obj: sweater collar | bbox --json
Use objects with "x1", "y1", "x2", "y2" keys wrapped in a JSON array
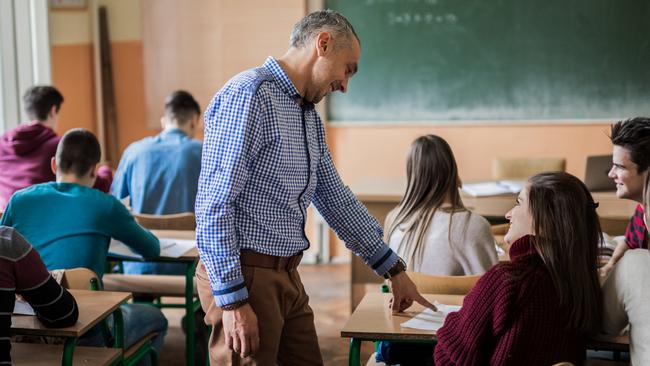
[{"x1": 509, "y1": 235, "x2": 537, "y2": 261}]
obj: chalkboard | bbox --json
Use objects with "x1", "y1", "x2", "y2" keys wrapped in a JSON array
[{"x1": 326, "y1": 0, "x2": 650, "y2": 122}]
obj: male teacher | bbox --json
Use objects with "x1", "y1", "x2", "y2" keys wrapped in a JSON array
[{"x1": 195, "y1": 10, "x2": 433, "y2": 365}]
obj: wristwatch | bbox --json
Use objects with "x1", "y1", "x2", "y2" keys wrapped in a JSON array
[{"x1": 383, "y1": 257, "x2": 407, "y2": 279}]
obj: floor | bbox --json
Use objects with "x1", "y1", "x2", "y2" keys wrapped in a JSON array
[{"x1": 158, "y1": 263, "x2": 374, "y2": 365}]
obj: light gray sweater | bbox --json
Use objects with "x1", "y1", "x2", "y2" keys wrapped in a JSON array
[
  {"x1": 388, "y1": 210, "x2": 498, "y2": 276},
  {"x1": 601, "y1": 249, "x2": 650, "y2": 366}
]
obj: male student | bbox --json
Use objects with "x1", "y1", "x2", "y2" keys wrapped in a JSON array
[
  {"x1": 0, "y1": 226, "x2": 79, "y2": 364},
  {"x1": 0, "y1": 85, "x2": 112, "y2": 210},
  {"x1": 112, "y1": 90, "x2": 202, "y2": 275},
  {"x1": 600, "y1": 117, "x2": 650, "y2": 276},
  {"x1": 0, "y1": 128, "x2": 167, "y2": 358}
]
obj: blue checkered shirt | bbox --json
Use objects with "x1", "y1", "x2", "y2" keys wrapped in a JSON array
[{"x1": 196, "y1": 57, "x2": 398, "y2": 307}]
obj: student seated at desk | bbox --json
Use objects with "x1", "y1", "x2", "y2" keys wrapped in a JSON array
[
  {"x1": 0, "y1": 86, "x2": 112, "y2": 210},
  {"x1": 0, "y1": 129, "x2": 167, "y2": 362},
  {"x1": 432, "y1": 172, "x2": 603, "y2": 365},
  {"x1": 600, "y1": 170, "x2": 650, "y2": 366},
  {"x1": 0, "y1": 226, "x2": 78, "y2": 365},
  {"x1": 378, "y1": 135, "x2": 497, "y2": 365},
  {"x1": 385, "y1": 134, "x2": 498, "y2": 275},
  {"x1": 111, "y1": 90, "x2": 202, "y2": 276}
]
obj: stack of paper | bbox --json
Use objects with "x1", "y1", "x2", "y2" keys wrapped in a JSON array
[
  {"x1": 400, "y1": 302, "x2": 461, "y2": 331},
  {"x1": 461, "y1": 180, "x2": 525, "y2": 197},
  {"x1": 109, "y1": 238, "x2": 196, "y2": 259},
  {"x1": 13, "y1": 299, "x2": 35, "y2": 315}
]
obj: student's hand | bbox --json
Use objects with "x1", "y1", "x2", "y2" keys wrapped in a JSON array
[
  {"x1": 599, "y1": 263, "x2": 614, "y2": 280},
  {"x1": 389, "y1": 272, "x2": 437, "y2": 313},
  {"x1": 223, "y1": 303, "x2": 259, "y2": 358}
]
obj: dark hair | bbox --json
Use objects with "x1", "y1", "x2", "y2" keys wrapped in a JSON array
[
  {"x1": 610, "y1": 117, "x2": 650, "y2": 173},
  {"x1": 289, "y1": 9, "x2": 359, "y2": 49},
  {"x1": 56, "y1": 128, "x2": 101, "y2": 177},
  {"x1": 23, "y1": 86, "x2": 64, "y2": 121},
  {"x1": 386, "y1": 135, "x2": 466, "y2": 268},
  {"x1": 164, "y1": 90, "x2": 201, "y2": 125},
  {"x1": 527, "y1": 172, "x2": 602, "y2": 334}
]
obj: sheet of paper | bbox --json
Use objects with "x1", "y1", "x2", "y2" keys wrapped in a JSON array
[
  {"x1": 13, "y1": 299, "x2": 36, "y2": 315},
  {"x1": 158, "y1": 238, "x2": 196, "y2": 258},
  {"x1": 109, "y1": 237, "x2": 196, "y2": 259},
  {"x1": 400, "y1": 301, "x2": 461, "y2": 331},
  {"x1": 461, "y1": 180, "x2": 525, "y2": 197}
]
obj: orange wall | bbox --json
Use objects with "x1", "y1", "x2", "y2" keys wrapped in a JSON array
[
  {"x1": 327, "y1": 123, "x2": 613, "y2": 185},
  {"x1": 51, "y1": 41, "x2": 156, "y2": 160},
  {"x1": 51, "y1": 44, "x2": 96, "y2": 135}
]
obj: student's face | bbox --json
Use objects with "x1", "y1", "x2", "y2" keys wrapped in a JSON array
[
  {"x1": 306, "y1": 33, "x2": 359, "y2": 104},
  {"x1": 504, "y1": 186, "x2": 535, "y2": 245},
  {"x1": 608, "y1": 145, "x2": 646, "y2": 202}
]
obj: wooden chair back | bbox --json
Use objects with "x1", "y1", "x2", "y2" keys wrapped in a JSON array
[
  {"x1": 406, "y1": 271, "x2": 481, "y2": 295},
  {"x1": 599, "y1": 217, "x2": 629, "y2": 237},
  {"x1": 62, "y1": 268, "x2": 101, "y2": 290},
  {"x1": 492, "y1": 157, "x2": 566, "y2": 180},
  {"x1": 133, "y1": 212, "x2": 196, "y2": 231}
]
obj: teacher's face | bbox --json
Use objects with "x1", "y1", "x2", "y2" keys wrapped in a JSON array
[{"x1": 306, "y1": 34, "x2": 360, "y2": 104}]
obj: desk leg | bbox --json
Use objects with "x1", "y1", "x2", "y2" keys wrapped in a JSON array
[
  {"x1": 113, "y1": 307, "x2": 125, "y2": 349},
  {"x1": 349, "y1": 338, "x2": 361, "y2": 366},
  {"x1": 185, "y1": 261, "x2": 198, "y2": 366},
  {"x1": 61, "y1": 337, "x2": 77, "y2": 366}
]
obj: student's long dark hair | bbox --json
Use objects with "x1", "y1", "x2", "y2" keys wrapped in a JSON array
[
  {"x1": 385, "y1": 134, "x2": 466, "y2": 268},
  {"x1": 527, "y1": 172, "x2": 603, "y2": 334}
]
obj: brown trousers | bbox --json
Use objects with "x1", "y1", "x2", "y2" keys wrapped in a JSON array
[{"x1": 195, "y1": 260, "x2": 324, "y2": 366}]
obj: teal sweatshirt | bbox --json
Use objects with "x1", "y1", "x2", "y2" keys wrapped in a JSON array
[{"x1": 0, "y1": 182, "x2": 159, "y2": 277}]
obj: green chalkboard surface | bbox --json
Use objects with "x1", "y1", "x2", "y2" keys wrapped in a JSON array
[{"x1": 326, "y1": 0, "x2": 650, "y2": 122}]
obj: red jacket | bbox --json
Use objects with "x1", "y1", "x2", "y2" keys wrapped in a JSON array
[
  {"x1": 434, "y1": 235, "x2": 586, "y2": 365},
  {"x1": 0, "y1": 123, "x2": 113, "y2": 209}
]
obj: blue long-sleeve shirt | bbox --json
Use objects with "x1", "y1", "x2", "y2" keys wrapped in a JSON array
[
  {"x1": 111, "y1": 128, "x2": 202, "y2": 215},
  {"x1": 196, "y1": 57, "x2": 398, "y2": 307},
  {"x1": 0, "y1": 182, "x2": 159, "y2": 277}
]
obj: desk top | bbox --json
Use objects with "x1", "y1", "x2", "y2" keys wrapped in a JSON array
[
  {"x1": 341, "y1": 293, "x2": 464, "y2": 341},
  {"x1": 343, "y1": 293, "x2": 630, "y2": 350},
  {"x1": 151, "y1": 229, "x2": 198, "y2": 260},
  {"x1": 11, "y1": 289, "x2": 131, "y2": 337},
  {"x1": 350, "y1": 180, "x2": 636, "y2": 219}
]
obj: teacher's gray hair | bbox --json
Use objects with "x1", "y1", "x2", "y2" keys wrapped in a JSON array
[{"x1": 289, "y1": 10, "x2": 359, "y2": 50}]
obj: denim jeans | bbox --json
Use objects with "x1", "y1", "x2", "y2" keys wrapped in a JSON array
[
  {"x1": 79, "y1": 303, "x2": 168, "y2": 366},
  {"x1": 123, "y1": 262, "x2": 186, "y2": 275}
]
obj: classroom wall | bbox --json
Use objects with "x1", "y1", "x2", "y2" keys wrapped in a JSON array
[
  {"x1": 49, "y1": 0, "x2": 153, "y2": 156},
  {"x1": 49, "y1": 2, "x2": 618, "y2": 260}
]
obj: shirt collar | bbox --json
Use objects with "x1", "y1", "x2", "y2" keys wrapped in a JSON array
[
  {"x1": 160, "y1": 127, "x2": 187, "y2": 138},
  {"x1": 263, "y1": 57, "x2": 314, "y2": 110}
]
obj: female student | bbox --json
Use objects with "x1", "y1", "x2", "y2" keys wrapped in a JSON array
[
  {"x1": 434, "y1": 172, "x2": 603, "y2": 365},
  {"x1": 377, "y1": 134, "x2": 497, "y2": 365},
  {"x1": 385, "y1": 134, "x2": 497, "y2": 275}
]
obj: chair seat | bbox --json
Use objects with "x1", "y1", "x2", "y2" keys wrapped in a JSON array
[
  {"x1": 11, "y1": 342, "x2": 121, "y2": 366},
  {"x1": 124, "y1": 332, "x2": 158, "y2": 359},
  {"x1": 103, "y1": 274, "x2": 197, "y2": 296}
]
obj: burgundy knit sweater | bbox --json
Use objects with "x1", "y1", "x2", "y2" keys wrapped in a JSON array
[{"x1": 434, "y1": 235, "x2": 586, "y2": 366}]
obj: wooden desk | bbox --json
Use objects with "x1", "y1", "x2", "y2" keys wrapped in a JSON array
[
  {"x1": 341, "y1": 293, "x2": 463, "y2": 366},
  {"x1": 342, "y1": 293, "x2": 630, "y2": 366},
  {"x1": 348, "y1": 180, "x2": 638, "y2": 311},
  {"x1": 11, "y1": 289, "x2": 131, "y2": 366},
  {"x1": 107, "y1": 229, "x2": 200, "y2": 366}
]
